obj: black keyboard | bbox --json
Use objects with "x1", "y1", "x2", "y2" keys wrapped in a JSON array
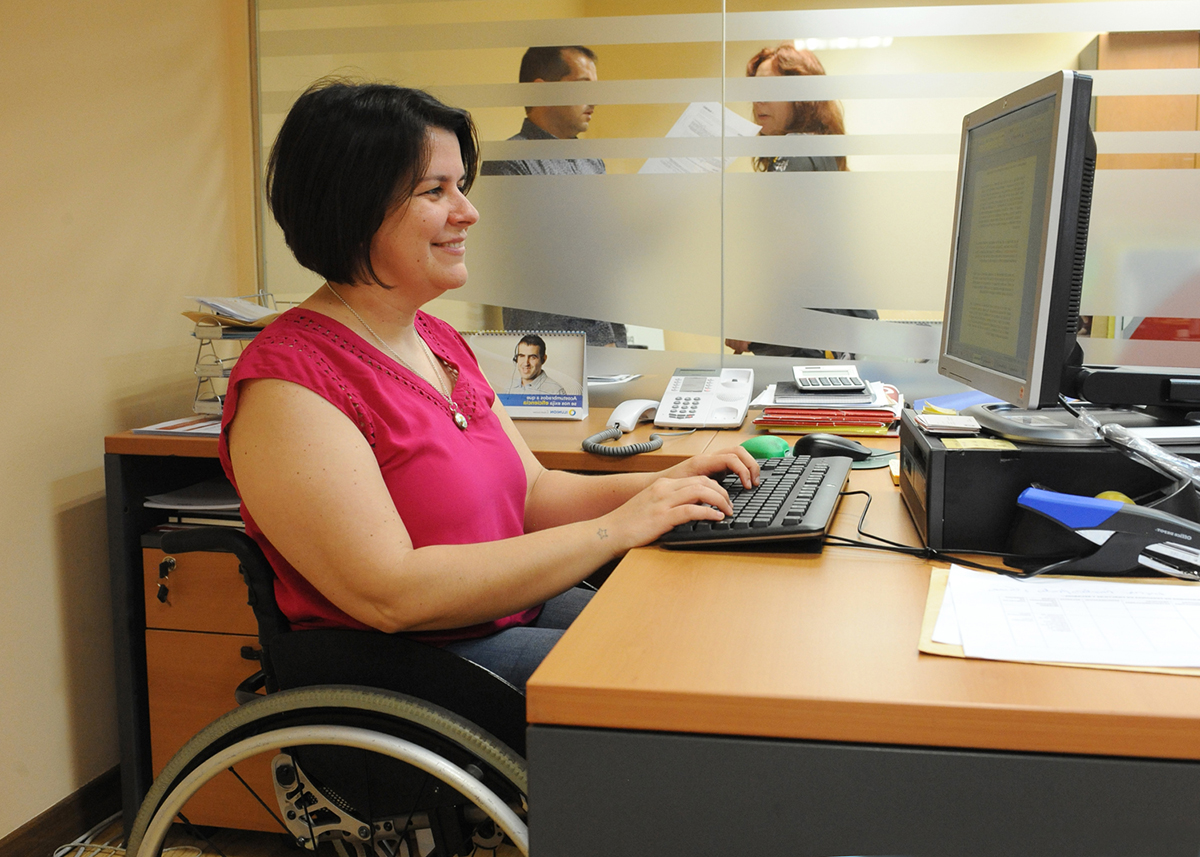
[{"x1": 659, "y1": 454, "x2": 852, "y2": 548}]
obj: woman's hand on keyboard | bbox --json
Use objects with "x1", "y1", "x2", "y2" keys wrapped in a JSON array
[
  {"x1": 660, "y1": 446, "x2": 761, "y2": 490},
  {"x1": 600, "y1": 474, "x2": 737, "y2": 552},
  {"x1": 597, "y1": 449, "x2": 760, "y2": 552}
]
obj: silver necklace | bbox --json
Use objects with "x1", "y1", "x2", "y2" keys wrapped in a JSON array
[{"x1": 325, "y1": 283, "x2": 468, "y2": 430}]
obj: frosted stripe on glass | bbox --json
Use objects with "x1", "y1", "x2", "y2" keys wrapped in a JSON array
[
  {"x1": 732, "y1": 132, "x2": 1200, "y2": 158},
  {"x1": 727, "y1": 135, "x2": 959, "y2": 157},
  {"x1": 727, "y1": 70, "x2": 1200, "y2": 102},
  {"x1": 722, "y1": 310, "x2": 943, "y2": 361},
  {"x1": 257, "y1": 70, "x2": 1200, "y2": 116},
  {"x1": 481, "y1": 138, "x2": 728, "y2": 160},
  {"x1": 728, "y1": 2, "x2": 1200, "y2": 41},
  {"x1": 1084, "y1": 171, "x2": 1200, "y2": 317},
  {"x1": 722, "y1": 170, "x2": 957, "y2": 352},
  {"x1": 1081, "y1": 338, "x2": 1200, "y2": 368},
  {"x1": 430, "y1": 79, "x2": 722, "y2": 109},
  {"x1": 1091, "y1": 69, "x2": 1200, "y2": 97},
  {"x1": 258, "y1": 130, "x2": 1200, "y2": 160},
  {"x1": 259, "y1": 14, "x2": 721, "y2": 55},
  {"x1": 259, "y1": 80, "x2": 723, "y2": 114},
  {"x1": 1095, "y1": 132, "x2": 1200, "y2": 155},
  {"x1": 464, "y1": 175, "x2": 722, "y2": 337}
]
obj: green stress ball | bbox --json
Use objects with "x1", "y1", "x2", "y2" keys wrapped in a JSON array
[{"x1": 741, "y1": 435, "x2": 790, "y2": 459}]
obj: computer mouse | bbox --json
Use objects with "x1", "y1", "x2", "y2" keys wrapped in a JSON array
[
  {"x1": 740, "y1": 435, "x2": 790, "y2": 459},
  {"x1": 793, "y1": 433, "x2": 874, "y2": 461}
]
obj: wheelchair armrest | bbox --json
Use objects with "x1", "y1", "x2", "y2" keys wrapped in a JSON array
[
  {"x1": 158, "y1": 527, "x2": 291, "y2": 660},
  {"x1": 235, "y1": 669, "x2": 267, "y2": 705}
]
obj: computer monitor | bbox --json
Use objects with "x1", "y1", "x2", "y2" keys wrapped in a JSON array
[
  {"x1": 938, "y1": 70, "x2": 1095, "y2": 411},
  {"x1": 938, "y1": 72, "x2": 1200, "y2": 444}
]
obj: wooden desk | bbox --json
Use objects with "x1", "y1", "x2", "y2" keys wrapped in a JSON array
[
  {"x1": 525, "y1": 463, "x2": 1200, "y2": 856},
  {"x1": 104, "y1": 407, "x2": 734, "y2": 472}
]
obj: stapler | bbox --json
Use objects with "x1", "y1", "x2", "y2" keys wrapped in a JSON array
[{"x1": 1016, "y1": 486, "x2": 1200, "y2": 581}]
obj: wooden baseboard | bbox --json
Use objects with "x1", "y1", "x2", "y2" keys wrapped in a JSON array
[{"x1": 0, "y1": 767, "x2": 121, "y2": 857}]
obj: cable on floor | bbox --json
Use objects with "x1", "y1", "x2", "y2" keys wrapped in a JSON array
[{"x1": 52, "y1": 811, "x2": 202, "y2": 857}]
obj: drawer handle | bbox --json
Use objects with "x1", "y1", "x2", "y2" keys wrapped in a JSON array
[{"x1": 156, "y1": 557, "x2": 176, "y2": 604}]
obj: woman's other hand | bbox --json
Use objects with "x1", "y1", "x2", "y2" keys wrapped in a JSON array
[
  {"x1": 598, "y1": 474, "x2": 733, "y2": 554},
  {"x1": 596, "y1": 447, "x2": 761, "y2": 552}
]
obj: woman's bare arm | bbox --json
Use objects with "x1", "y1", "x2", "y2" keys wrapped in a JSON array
[{"x1": 226, "y1": 379, "x2": 746, "y2": 633}]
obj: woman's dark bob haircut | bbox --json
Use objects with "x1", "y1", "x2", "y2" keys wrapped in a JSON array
[{"x1": 267, "y1": 80, "x2": 479, "y2": 287}]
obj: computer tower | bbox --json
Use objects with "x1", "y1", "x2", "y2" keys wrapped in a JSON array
[{"x1": 898, "y1": 409, "x2": 1200, "y2": 553}]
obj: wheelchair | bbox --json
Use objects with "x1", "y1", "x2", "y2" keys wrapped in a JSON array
[{"x1": 126, "y1": 527, "x2": 530, "y2": 857}]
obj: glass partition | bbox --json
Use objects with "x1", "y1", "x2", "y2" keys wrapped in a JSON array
[{"x1": 256, "y1": 0, "x2": 1200, "y2": 400}]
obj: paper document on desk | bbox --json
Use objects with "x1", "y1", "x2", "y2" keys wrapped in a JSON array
[{"x1": 936, "y1": 566, "x2": 1200, "y2": 668}]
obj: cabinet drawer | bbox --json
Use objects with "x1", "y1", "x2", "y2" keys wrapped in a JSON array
[
  {"x1": 146, "y1": 628, "x2": 278, "y2": 832},
  {"x1": 143, "y1": 548, "x2": 257, "y2": 634}
]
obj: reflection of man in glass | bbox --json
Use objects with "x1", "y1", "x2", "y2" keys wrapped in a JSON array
[
  {"x1": 481, "y1": 46, "x2": 605, "y2": 177},
  {"x1": 508, "y1": 334, "x2": 565, "y2": 394},
  {"x1": 483, "y1": 46, "x2": 627, "y2": 347}
]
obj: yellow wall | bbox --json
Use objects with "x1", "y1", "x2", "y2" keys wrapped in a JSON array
[{"x1": 0, "y1": 0, "x2": 256, "y2": 838}]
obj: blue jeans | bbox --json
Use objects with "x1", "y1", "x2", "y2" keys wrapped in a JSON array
[{"x1": 443, "y1": 587, "x2": 593, "y2": 692}]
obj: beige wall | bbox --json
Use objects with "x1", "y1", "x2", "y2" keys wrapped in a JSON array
[{"x1": 0, "y1": 0, "x2": 256, "y2": 837}]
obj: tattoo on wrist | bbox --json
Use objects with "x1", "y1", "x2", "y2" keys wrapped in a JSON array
[{"x1": 597, "y1": 528, "x2": 608, "y2": 540}]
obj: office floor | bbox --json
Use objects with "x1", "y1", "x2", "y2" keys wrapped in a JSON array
[{"x1": 83, "y1": 818, "x2": 521, "y2": 856}]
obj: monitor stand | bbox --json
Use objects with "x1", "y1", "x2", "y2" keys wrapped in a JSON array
[{"x1": 964, "y1": 403, "x2": 1164, "y2": 447}]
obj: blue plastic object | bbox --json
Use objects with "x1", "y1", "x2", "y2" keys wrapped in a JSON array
[{"x1": 1017, "y1": 486, "x2": 1123, "y2": 529}]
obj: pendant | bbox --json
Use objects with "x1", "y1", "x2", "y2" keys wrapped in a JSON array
[{"x1": 454, "y1": 411, "x2": 469, "y2": 430}]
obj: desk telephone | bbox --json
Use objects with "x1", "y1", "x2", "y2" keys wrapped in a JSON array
[
  {"x1": 586, "y1": 368, "x2": 754, "y2": 458},
  {"x1": 610, "y1": 368, "x2": 755, "y2": 432}
]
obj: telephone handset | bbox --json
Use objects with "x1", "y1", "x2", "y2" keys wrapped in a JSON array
[{"x1": 608, "y1": 399, "x2": 659, "y2": 431}]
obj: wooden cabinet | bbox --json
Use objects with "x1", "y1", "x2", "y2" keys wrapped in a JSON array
[
  {"x1": 1082, "y1": 31, "x2": 1200, "y2": 171},
  {"x1": 105, "y1": 420, "x2": 651, "y2": 834},
  {"x1": 142, "y1": 547, "x2": 280, "y2": 832}
]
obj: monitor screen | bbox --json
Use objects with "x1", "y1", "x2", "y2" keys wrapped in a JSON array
[{"x1": 938, "y1": 71, "x2": 1094, "y2": 409}]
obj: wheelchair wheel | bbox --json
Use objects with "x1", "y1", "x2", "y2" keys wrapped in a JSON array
[{"x1": 126, "y1": 685, "x2": 528, "y2": 857}]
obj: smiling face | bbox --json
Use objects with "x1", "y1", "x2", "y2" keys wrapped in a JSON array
[
  {"x1": 514, "y1": 343, "x2": 545, "y2": 381},
  {"x1": 751, "y1": 56, "x2": 795, "y2": 137},
  {"x1": 367, "y1": 127, "x2": 479, "y2": 299},
  {"x1": 531, "y1": 49, "x2": 598, "y2": 139}
]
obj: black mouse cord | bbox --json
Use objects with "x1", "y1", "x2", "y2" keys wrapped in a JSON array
[{"x1": 827, "y1": 490, "x2": 1039, "y2": 579}]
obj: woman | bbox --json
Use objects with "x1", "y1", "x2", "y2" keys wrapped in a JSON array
[
  {"x1": 728, "y1": 45, "x2": 871, "y2": 356},
  {"x1": 748, "y1": 44, "x2": 847, "y2": 173},
  {"x1": 218, "y1": 80, "x2": 758, "y2": 691}
]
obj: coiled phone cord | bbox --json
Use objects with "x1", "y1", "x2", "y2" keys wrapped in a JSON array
[{"x1": 581, "y1": 426, "x2": 664, "y2": 457}]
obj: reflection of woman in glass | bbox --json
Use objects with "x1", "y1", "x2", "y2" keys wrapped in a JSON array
[
  {"x1": 728, "y1": 45, "x2": 870, "y2": 357},
  {"x1": 748, "y1": 44, "x2": 847, "y2": 173}
]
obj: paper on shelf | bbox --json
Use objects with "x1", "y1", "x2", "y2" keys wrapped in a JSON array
[
  {"x1": 132, "y1": 416, "x2": 221, "y2": 436},
  {"x1": 188, "y1": 296, "x2": 277, "y2": 323},
  {"x1": 145, "y1": 477, "x2": 240, "y2": 512},
  {"x1": 942, "y1": 565, "x2": 1200, "y2": 668},
  {"x1": 587, "y1": 374, "x2": 641, "y2": 386}
]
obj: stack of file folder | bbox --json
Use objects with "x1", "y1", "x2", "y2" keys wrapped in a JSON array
[
  {"x1": 144, "y1": 477, "x2": 243, "y2": 529},
  {"x1": 753, "y1": 379, "x2": 904, "y2": 435}
]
